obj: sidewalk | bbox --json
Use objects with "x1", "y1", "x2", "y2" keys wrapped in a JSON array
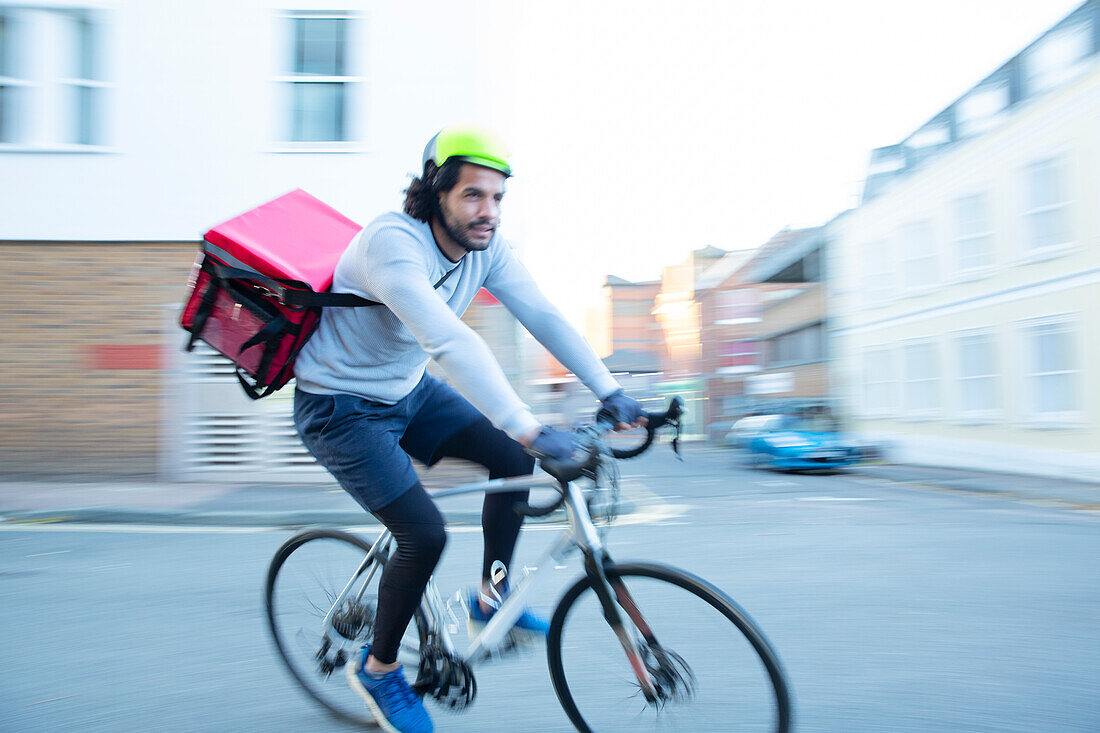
[
  {"x1": 0, "y1": 459, "x2": 623, "y2": 527},
  {"x1": 853, "y1": 463, "x2": 1100, "y2": 509},
  {"x1": 1, "y1": 451, "x2": 1097, "y2": 527}
]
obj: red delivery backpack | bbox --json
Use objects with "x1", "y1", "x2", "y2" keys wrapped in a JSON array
[{"x1": 179, "y1": 190, "x2": 457, "y2": 399}]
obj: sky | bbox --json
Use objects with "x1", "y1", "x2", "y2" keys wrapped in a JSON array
[{"x1": 473, "y1": 0, "x2": 1086, "y2": 327}]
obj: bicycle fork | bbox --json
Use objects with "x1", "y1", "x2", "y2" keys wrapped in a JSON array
[{"x1": 564, "y1": 482, "x2": 661, "y2": 703}]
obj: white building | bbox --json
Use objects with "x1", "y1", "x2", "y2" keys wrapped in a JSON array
[
  {"x1": 0, "y1": 0, "x2": 521, "y2": 480},
  {"x1": 1, "y1": 0, "x2": 509, "y2": 234},
  {"x1": 829, "y1": 0, "x2": 1100, "y2": 480}
]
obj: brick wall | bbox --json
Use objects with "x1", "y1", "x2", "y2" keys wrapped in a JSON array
[
  {"x1": 760, "y1": 283, "x2": 825, "y2": 336},
  {"x1": 755, "y1": 283, "x2": 831, "y2": 403},
  {"x1": 0, "y1": 241, "x2": 198, "y2": 477}
]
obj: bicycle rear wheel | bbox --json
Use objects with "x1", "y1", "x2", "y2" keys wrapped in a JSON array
[
  {"x1": 265, "y1": 528, "x2": 427, "y2": 726},
  {"x1": 547, "y1": 562, "x2": 791, "y2": 732}
]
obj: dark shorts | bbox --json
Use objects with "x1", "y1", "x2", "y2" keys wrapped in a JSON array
[{"x1": 293, "y1": 373, "x2": 484, "y2": 511}]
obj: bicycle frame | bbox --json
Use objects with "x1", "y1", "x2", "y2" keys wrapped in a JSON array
[{"x1": 314, "y1": 465, "x2": 640, "y2": 670}]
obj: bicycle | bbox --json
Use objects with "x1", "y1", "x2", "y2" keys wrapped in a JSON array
[{"x1": 265, "y1": 397, "x2": 792, "y2": 732}]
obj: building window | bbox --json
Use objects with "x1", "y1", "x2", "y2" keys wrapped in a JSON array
[
  {"x1": 955, "y1": 330, "x2": 999, "y2": 419},
  {"x1": 718, "y1": 340, "x2": 760, "y2": 375},
  {"x1": 906, "y1": 121, "x2": 950, "y2": 150},
  {"x1": 1022, "y1": 156, "x2": 1072, "y2": 254},
  {"x1": 612, "y1": 299, "x2": 655, "y2": 318},
  {"x1": 62, "y1": 12, "x2": 103, "y2": 145},
  {"x1": 714, "y1": 289, "x2": 761, "y2": 325},
  {"x1": 1025, "y1": 20, "x2": 1093, "y2": 96},
  {"x1": 1022, "y1": 316, "x2": 1081, "y2": 425},
  {"x1": 0, "y1": 11, "x2": 16, "y2": 143},
  {"x1": 861, "y1": 347, "x2": 896, "y2": 417},
  {"x1": 901, "y1": 221, "x2": 937, "y2": 294},
  {"x1": 956, "y1": 81, "x2": 1009, "y2": 138},
  {"x1": 953, "y1": 193, "x2": 994, "y2": 277},
  {"x1": 0, "y1": 8, "x2": 108, "y2": 150},
  {"x1": 768, "y1": 322, "x2": 825, "y2": 367},
  {"x1": 860, "y1": 240, "x2": 892, "y2": 307},
  {"x1": 281, "y1": 12, "x2": 357, "y2": 144},
  {"x1": 902, "y1": 340, "x2": 940, "y2": 417}
]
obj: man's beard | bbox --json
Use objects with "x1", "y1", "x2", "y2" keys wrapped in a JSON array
[{"x1": 438, "y1": 201, "x2": 494, "y2": 252}]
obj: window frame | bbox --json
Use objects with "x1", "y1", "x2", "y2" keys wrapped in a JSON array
[
  {"x1": 899, "y1": 219, "x2": 939, "y2": 297},
  {"x1": 1024, "y1": 19, "x2": 1094, "y2": 97},
  {"x1": 951, "y1": 190, "x2": 996, "y2": 282},
  {"x1": 951, "y1": 327, "x2": 1002, "y2": 424},
  {"x1": 900, "y1": 337, "x2": 942, "y2": 420},
  {"x1": 272, "y1": 9, "x2": 365, "y2": 153},
  {"x1": 1017, "y1": 153, "x2": 1076, "y2": 262},
  {"x1": 1017, "y1": 313, "x2": 1085, "y2": 429},
  {"x1": 955, "y1": 80, "x2": 1010, "y2": 138},
  {"x1": 0, "y1": 7, "x2": 114, "y2": 153},
  {"x1": 860, "y1": 345, "x2": 898, "y2": 419},
  {"x1": 859, "y1": 238, "x2": 894, "y2": 308},
  {"x1": 765, "y1": 321, "x2": 826, "y2": 369}
]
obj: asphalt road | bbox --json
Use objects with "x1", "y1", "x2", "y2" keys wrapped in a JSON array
[{"x1": 2, "y1": 451, "x2": 1098, "y2": 732}]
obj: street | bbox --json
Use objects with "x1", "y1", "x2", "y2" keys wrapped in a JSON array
[{"x1": 3, "y1": 449, "x2": 1099, "y2": 732}]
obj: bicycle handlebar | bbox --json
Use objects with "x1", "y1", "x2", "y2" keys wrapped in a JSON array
[{"x1": 514, "y1": 396, "x2": 684, "y2": 518}]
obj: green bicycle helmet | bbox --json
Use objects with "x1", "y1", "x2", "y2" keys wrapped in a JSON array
[{"x1": 422, "y1": 124, "x2": 512, "y2": 177}]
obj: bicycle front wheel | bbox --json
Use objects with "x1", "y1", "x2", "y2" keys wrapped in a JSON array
[
  {"x1": 547, "y1": 562, "x2": 791, "y2": 732},
  {"x1": 265, "y1": 528, "x2": 427, "y2": 726}
]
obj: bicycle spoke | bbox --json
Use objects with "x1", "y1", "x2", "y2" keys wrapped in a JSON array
[
  {"x1": 549, "y1": 563, "x2": 790, "y2": 732},
  {"x1": 266, "y1": 529, "x2": 428, "y2": 726}
]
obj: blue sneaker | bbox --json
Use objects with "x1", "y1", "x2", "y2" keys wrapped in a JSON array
[
  {"x1": 467, "y1": 588, "x2": 550, "y2": 638},
  {"x1": 345, "y1": 645, "x2": 433, "y2": 733}
]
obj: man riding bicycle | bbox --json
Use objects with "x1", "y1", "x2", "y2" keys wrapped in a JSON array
[{"x1": 292, "y1": 124, "x2": 645, "y2": 733}]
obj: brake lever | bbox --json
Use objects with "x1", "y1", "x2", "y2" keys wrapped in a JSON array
[{"x1": 668, "y1": 411, "x2": 684, "y2": 462}]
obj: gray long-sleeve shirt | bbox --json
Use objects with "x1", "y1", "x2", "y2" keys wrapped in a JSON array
[{"x1": 293, "y1": 211, "x2": 620, "y2": 441}]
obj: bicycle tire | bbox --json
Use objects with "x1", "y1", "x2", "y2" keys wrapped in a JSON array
[
  {"x1": 547, "y1": 562, "x2": 792, "y2": 733},
  {"x1": 265, "y1": 528, "x2": 429, "y2": 726}
]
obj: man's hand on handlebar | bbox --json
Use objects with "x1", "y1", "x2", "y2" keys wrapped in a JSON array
[
  {"x1": 520, "y1": 426, "x2": 576, "y2": 461},
  {"x1": 598, "y1": 390, "x2": 648, "y2": 432}
]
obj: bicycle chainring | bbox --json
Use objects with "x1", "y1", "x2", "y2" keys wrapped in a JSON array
[{"x1": 413, "y1": 643, "x2": 477, "y2": 712}]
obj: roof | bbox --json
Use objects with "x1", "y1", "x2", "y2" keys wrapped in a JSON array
[
  {"x1": 696, "y1": 248, "x2": 758, "y2": 291},
  {"x1": 861, "y1": 0, "x2": 1100, "y2": 202},
  {"x1": 723, "y1": 227, "x2": 817, "y2": 286},
  {"x1": 743, "y1": 227, "x2": 824, "y2": 284},
  {"x1": 604, "y1": 274, "x2": 660, "y2": 287}
]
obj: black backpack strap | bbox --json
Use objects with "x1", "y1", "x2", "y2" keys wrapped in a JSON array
[
  {"x1": 281, "y1": 289, "x2": 378, "y2": 307},
  {"x1": 236, "y1": 367, "x2": 279, "y2": 400},
  {"x1": 282, "y1": 260, "x2": 462, "y2": 307},
  {"x1": 201, "y1": 241, "x2": 460, "y2": 309},
  {"x1": 185, "y1": 275, "x2": 221, "y2": 351}
]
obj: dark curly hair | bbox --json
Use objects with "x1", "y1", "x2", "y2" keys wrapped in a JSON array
[{"x1": 403, "y1": 160, "x2": 463, "y2": 223}]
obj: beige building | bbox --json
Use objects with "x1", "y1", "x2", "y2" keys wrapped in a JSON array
[
  {"x1": 739, "y1": 228, "x2": 830, "y2": 416},
  {"x1": 697, "y1": 235, "x2": 808, "y2": 434},
  {"x1": 829, "y1": 3, "x2": 1100, "y2": 480}
]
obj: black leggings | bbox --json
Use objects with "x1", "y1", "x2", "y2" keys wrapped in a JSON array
[{"x1": 369, "y1": 417, "x2": 535, "y2": 664}]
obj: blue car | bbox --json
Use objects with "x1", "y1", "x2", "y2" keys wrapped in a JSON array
[{"x1": 731, "y1": 414, "x2": 862, "y2": 471}]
